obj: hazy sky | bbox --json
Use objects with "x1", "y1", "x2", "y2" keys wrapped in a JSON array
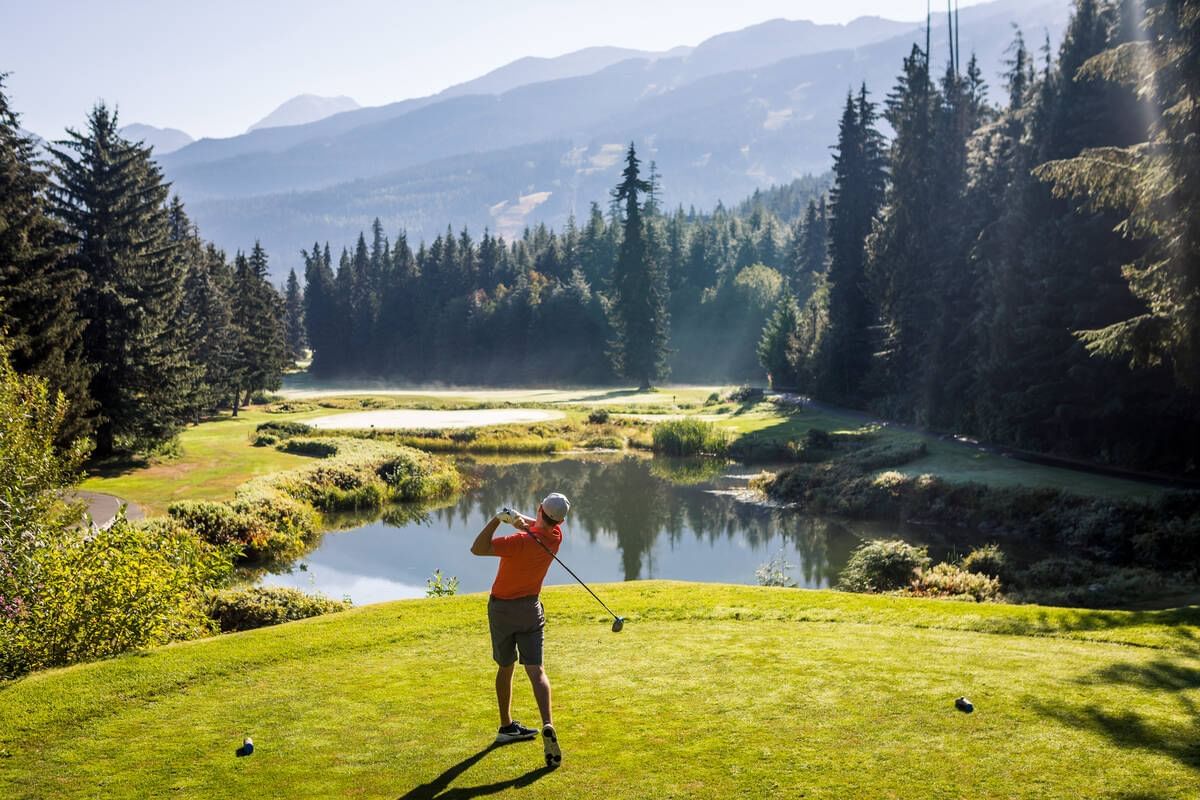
[{"x1": 2, "y1": 0, "x2": 994, "y2": 141}]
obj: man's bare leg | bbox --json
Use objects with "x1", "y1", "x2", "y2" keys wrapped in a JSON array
[
  {"x1": 496, "y1": 664, "x2": 515, "y2": 726},
  {"x1": 525, "y1": 664, "x2": 553, "y2": 727}
]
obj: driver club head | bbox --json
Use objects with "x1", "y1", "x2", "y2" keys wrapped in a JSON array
[{"x1": 611, "y1": 617, "x2": 625, "y2": 633}]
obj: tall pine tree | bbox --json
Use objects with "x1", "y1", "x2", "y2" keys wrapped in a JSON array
[
  {"x1": 48, "y1": 104, "x2": 190, "y2": 456},
  {"x1": 609, "y1": 143, "x2": 669, "y2": 390},
  {"x1": 0, "y1": 75, "x2": 93, "y2": 444},
  {"x1": 816, "y1": 88, "x2": 886, "y2": 402}
]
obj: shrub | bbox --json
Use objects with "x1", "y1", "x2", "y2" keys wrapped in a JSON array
[
  {"x1": 651, "y1": 419, "x2": 730, "y2": 456},
  {"x1": 6, "y1": 518, "x2": 228, "y2": 674},
  {"x1": 279, "y1": 437, "x2": 339, "y2": 457},
  {"x1": 838, "y1": 539, "x2": 931, "y2": 592},
  {"x1": 705, "y1": 392, "x2": 722, "y2": 405},
  {"x1": 1018, "y1": 557, "x2": 1103, "y2": 588},
  {"x1": 253, "y1": 433, "x2": 278, "y2": 447},
  {"x1": 755, "y1": 552, "x2": 797, "y2": 587},
  {"x1": 376, "y1": 449, "x2": 461, "y2": 501},
  {"x1": 582, "y1": 435, "x2": 625, "y2": 450},
  {"x1": 726, "y1": 386, "x2": 765, "y2": 403},
  {"x1": 1014, "y1": 562, "x2": 1174, "y2": 607},
  {"x1": 727, "y1": 435, "x2": 800, "y2": 462},
  {"x1": 266, "y1": 402, "x2": 318, "y2": 414},
  {"x1": 425, "y1": 570, "x2": 460, "y2": 598},
  {"x1": 805, "y1": 428, "x2": 833, "y2": 449},
  {"x1": 587, "y1": 409, "x2": 611, "y2": 424},
  {"x1": 168, "y1": 500, "x2": 250, "y2": 547},
  {"x1": 257, "y1": 420, "x2": 313, "y2": 438},
  {"x1": 207, "y1": 586, "x2": 348, "y2": 632},
  {"x1": 908, "y1": 563, "x2": 1002, "y2": 602},
  {"x1": 962, "y1": 544, "x2": 1010, "y2": 582}
]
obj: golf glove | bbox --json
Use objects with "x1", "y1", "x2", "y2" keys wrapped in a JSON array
[{"x1": 496, "y1": 508, "x2": 516, "y2": 524}]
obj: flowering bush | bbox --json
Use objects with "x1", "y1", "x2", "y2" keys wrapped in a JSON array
[{"x1": 907, "y1": 563, "x2": 1002, "y2": 602}]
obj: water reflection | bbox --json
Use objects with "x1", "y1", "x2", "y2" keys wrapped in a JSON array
[{"x1": 259, "y1": 455, "x2": 911, "y2": 603}]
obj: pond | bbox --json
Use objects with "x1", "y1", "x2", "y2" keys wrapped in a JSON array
[{"x1": 257, "y1": 454, "x2": 973, "y2": 604}]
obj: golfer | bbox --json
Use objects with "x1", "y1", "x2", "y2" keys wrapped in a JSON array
[{"x1": 469, "y1": 492, "x2": 570, "y2": 769}]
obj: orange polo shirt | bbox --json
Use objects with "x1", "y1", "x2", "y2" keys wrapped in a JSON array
[{"x1": 490, "y1": 522, "x2": 562, "y2": 600}]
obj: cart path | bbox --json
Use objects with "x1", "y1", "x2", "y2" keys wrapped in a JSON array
[{"x1": 73, "y1": 491, "x2": 144, "y2": 529}]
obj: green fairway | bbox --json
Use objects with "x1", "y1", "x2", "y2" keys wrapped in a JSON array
[
  {"x1": 3, "y1": 582, "x2": 1196, "y2": 799},
  {"x1": 78, "y1": 406, "x2": 355, "y2": 515},
  {"x1": 715, "y1": 403, "x2": 1169, "y2": 500}
]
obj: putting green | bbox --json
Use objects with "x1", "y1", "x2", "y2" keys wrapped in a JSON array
[{"x1": 2, "y1": 582, "x2": 1196, "y2": 798}]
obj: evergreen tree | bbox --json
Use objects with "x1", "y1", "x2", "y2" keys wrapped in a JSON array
[
  {"x1": 817, "y1": 88, "x2": 886, "y2": 403},
  {"x1": 284, "y1": 268, "x2": 306, "y2": 361},
  {"x1": 168, "y1": 198, "x2": 227, "y2": 421},
  {"x1": 229, "y1": 244, "x2": 288, "y2": 413},
  {"x1": 48, "y1": 104, "x2": 189, "y2": 456},
  {"x1": 1036, "y1": 0, "x2": 1200, "y2": 390},
  {"x1": 303, "y1": 243, "x2": 338, "y2": 376},
  {"x1": 865, "y1": 43, "x2": 940, "y2": 419},
  {"x1": 758, "y1": 292, "x2": 802, "y2": 389},
  {"x1": 0, "y1": 75, "x2": 93, "y2": 444},
  {"x1": 609, "y1": 143, "x2": 669, "y2": 390}
]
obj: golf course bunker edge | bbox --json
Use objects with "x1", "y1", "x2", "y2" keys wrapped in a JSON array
[{"x1": 307, "y1": 408, "x2": 565, "y2": 430}]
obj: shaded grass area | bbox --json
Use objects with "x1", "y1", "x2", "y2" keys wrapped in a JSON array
[
  {"x1": 717, "y1": 402, "x2": 1169, "y2": 500},
  {"x1": 2, "y1": 582, "x2": 1198, "y2": 798}
]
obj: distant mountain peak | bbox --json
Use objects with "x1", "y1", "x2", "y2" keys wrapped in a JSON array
[
  {"x1": 118, "y1": 123, "x2": 194, "y2": 155},
  {"x1": 247, "y1": 94, "x2": 361, "y2": 132}
]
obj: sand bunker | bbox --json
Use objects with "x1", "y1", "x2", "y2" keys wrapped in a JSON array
[{"x1": 307, "y1": 409, "x2": 564, "y2": 430}]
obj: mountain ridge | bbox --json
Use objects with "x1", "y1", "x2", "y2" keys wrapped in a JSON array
[{"x1": 246, "y1": 94, "x2": 361, "y2": 132}]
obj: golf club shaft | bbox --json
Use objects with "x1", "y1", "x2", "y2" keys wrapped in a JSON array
[{"x1": 524, "y1": 524, "x2": 621, "y2": 622}]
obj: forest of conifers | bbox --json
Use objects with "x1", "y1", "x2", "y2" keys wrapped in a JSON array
[{"x1": 1, "y1": 0, "x2": 1196, "y2": 473}]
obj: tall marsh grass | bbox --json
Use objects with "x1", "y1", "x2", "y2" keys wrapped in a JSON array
[{"x1": 651, "y1": 419, "x2": 730, "y2": 456}]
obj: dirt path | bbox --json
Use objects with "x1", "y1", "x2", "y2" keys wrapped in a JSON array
[{"x1": 73, "y1": 491, "x2": 144, "y2": 529}]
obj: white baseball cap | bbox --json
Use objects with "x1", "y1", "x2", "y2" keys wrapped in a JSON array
[{"x1": 540, "y1": 492, "x2": 570, "y2": 523}]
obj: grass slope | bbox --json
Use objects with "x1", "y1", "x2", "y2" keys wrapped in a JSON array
[
  {"x1": 3, "y1": 583, "x2": 1197, "y2": 799},
  {"x1": 79, "y1": 406, "x2": 355, "y2": 515}
]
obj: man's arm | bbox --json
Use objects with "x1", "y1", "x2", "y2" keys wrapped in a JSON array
[{"x1": 470, "y1": 516, "x2": 503, "y2": 556}]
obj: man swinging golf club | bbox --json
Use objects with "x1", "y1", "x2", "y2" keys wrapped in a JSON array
[{"x1": 469, "y1": 492, "x2": 570, "y2": 769}]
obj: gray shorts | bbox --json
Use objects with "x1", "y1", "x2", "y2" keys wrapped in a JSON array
[{"x1": 488, "y1": 595, "x2": 545, "y2": 666}]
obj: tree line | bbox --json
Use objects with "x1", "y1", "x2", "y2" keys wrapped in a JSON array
[
  {"x1": 760, "y1": 0, "x2": 1198, "y2": 474},
  {"x1": 301, "y1": 156, "x2": 828, "y2": 388},
  {"x1": 0, "y1": 89, "x2": 292, "y2": 457}
]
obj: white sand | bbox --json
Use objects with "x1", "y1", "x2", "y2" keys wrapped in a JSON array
[
  {"x1": 306, "y1": 408, "x2": 565, "y2": 430},
  {"x1": 280, "y1": 386, "x2": 721, "y2": 405}
]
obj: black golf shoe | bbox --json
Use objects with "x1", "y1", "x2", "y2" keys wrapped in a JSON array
[
  {"x1": 542, "y1": 724, "x2": 561, "y2": 768},
  {"x1": 495, "y1": 721, "x2": 538, "y2": 744}
]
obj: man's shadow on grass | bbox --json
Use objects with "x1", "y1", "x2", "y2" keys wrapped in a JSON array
[{"x1": 397, "y1": 742, "x2": 553, "y2": 800}]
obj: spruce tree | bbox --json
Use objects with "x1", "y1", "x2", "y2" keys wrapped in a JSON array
[
  {"x1": 609, "y1": 143, "x2": 669, "y2": 390},
  {"x1": 284, "y1": 268, "x2": 306, "y2": 361},
  {"x1": 303, "y1": 243, "x2": 338, "y2": 375},
  {"x1": 758, "y1": 292, "x2": 802, "y2": 389},
  {"x1": 230, "y1": 243, "x2": 288, "y2": 412},
  {"x1": 167, "y1": 197, "x2": 221, "y2": 421},
  {"x1": 0, "y1": 75, "x2": 93, "y2": 444},
  {"x1": 48, "y1": 104, "x2": 189, "y2": 456},
  {"x1": 1036, "y1": 0, "x2": 1200, "y2": 390},
  {"x1": 817, "y1": 88, "x2": 886, "y2": 403}
]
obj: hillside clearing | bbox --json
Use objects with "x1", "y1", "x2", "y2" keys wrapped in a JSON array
[{"x1": 2, "y1": 582, "x2": 1196, "y2": 799}]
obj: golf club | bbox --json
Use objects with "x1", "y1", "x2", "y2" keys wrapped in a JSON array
[{"x1": 501, "y1": 508, "x2": 625, "y2": 633}]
